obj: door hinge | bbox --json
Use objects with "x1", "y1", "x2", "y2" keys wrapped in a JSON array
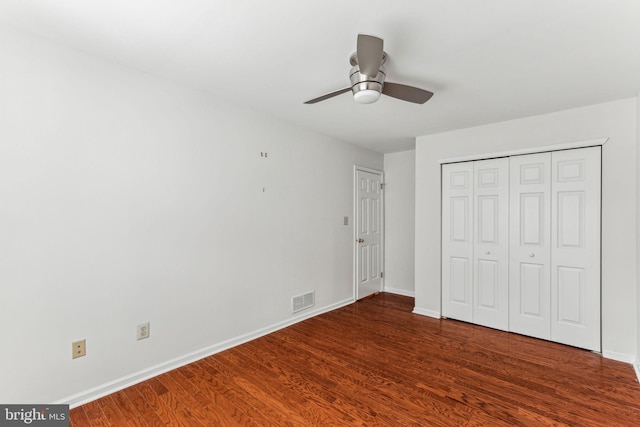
[
  {"x1": 380, "y1": 183, "x2": 385, "y2": 190},
  {"x1": 380, "y1": 272, "x2": 384, "y2": 278}
]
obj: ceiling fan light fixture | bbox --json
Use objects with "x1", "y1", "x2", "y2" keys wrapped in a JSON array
[
  {"x1": 350, "y1": 65, "x2": 384, "y2": 104},
  {"x1": 353, "y1": 87, "x2": 381, "y2": 104}
]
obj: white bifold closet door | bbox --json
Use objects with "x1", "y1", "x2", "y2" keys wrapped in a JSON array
[
  {"x1": 509, "y1": 147, "x2": 601, "y2": 351},
  {"x1": 442, "y1": 162, "x2": 474, "y2": 323},
  {"x1": 550, "y1": 147, "x2": 601, "y2": 351},
  {"x1": 442, "y1": 158, "x2": 509, "y2": 331},
  {"x1": 472, "y1": 158, "x2": 509, "y2": 330},
  {"x1": 443, "y1": 146, "x2": 601, "y2": 352},
  {"x1": 509, "y1": 153, "x2": 552, "y2": 340}
]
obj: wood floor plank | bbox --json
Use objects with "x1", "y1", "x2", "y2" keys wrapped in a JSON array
[
  {"x1": 190, "y1": 359, "x2": 277, "y2": 425},
  {"x1": 70, "y1": 293, "x2": 640, "y2": 426},
  {"x1": 193, "y1": 358, "x2": 296, "y2": 426},
  {"x1": 160, "y1": 369, "x2": 241, "y2": 427},
  {"x1": 68, "y1": 407, "x2": 92, "y2": 427},
  {"x1": 121, "y1": 385, "x2": 166, "y2": 427},
  {"x1": 97, "y1": 395, "x2": 128, "y2": 427},
  {"x1": 133, "y1": 379, "x2": 197, "y2": 427},
  {"x1": 156, "y1": 373, "x2": 213, "y2": 425},
  {"x1": 108, "y1": 391, "x2": 147, "y2": 427},
  {"x1": 326, "y1": 297, "x2": 639, "y2": 425},
  {"x1": 232, "y1": 341, "x2": 375, "y2": 426},
  {"x1": 271, "y1": 318, "x2": 514, "y2": 426},
  {"x1": 225, "y1": 348, "x2": 351, "y2": 425},
  {"x1": 336, "y1": 304, "x2": 638, "y2": 421},
  {"x1": 81, "y1": 400, "x2": 110, "y2": 427},
  {"x1": 177, "y1": 362, "x2": 260, "y2": 426},
  {"x1": 207, "y1": 349, "x2": 328, "y2": 426}
]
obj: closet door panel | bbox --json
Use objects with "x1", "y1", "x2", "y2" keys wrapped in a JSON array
[
  {"x1": 509, "y1": 153, "x2": 552, "y2": 340},
  {"x1": 442, "y1": 162, "x2": 474, "y2": 322},
  {"x1": 473, "y1": 158, "x2": 509, "y2": 330},
  {"x1": 519, "y1": 262, "x2": 545, "y2": 316},
  {"x1": 551, "y1": 147, "x2": 601, "y2": 351}
]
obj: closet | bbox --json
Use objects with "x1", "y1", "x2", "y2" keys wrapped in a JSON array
[{"x1": 441, "y1": 146, "x2": 601, "y2": 351}]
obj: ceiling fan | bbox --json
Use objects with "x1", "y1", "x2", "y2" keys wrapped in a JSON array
[{"x1": 304, "y1": 34, "x2": 434, "y2": 105}]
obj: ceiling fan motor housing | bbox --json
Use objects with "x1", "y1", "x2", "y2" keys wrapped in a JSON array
[{"x1": 349, "y1": 65, "x2": 386, "y2": 104}]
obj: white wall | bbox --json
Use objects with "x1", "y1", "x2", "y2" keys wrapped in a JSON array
[
  {"x1": 383, "y1": 150, "x2": 416, "y2": 296},
  {"x1": 0, "y1": 26, "x2": 383, "y2": 404},
  {"x1": 415, "y1": 99, "x2": 637, "y2": 360},
  {"x1": 636, "y1": 93, "x2": 640, "y2": 373}
]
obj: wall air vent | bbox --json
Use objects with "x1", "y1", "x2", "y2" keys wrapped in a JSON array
[{"x1": 292, "y1": 291, "x2": 315, "y2": 313}]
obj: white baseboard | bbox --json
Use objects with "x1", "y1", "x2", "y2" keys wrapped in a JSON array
[
  {"x1": 57, "y1": 297, "x2": 355, "y2": 408},
  {"x1": 383, "y1": 287, "x2": 415, "y2": 298},
  {"x1": 602, "y1": 350, "x2": 636, "y2": 364},
  {"x1": 634, "y1": 362, "x2": 640, "y2": 384},
  {"x1": 412, "y1": 307, "x2": 441, "y2": 319}
]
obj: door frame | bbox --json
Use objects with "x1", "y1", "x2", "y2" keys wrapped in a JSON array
[{"x1": 353, "y1": 165, "x2": 385, "y2": 300}]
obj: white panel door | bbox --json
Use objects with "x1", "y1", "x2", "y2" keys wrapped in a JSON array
[
  {"x1": 551, "y1": 147, "x2": 601, "y2": 351},
  {"x1": 355, "y1": 169, "x2": 383, "y2": 300},
  {"x1": 473, "y1": 158, "x2": 509, "y2": 331},
  {"x1": 442, "y1": 162, "x2": 474, "y2": 322},
  {"x1": 509, "y1": 153, "x2": 552, "y2": 340}
]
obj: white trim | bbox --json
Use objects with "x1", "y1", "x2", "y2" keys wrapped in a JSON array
[
  {"x1": 56, "y1": 297, "x2": 354, "y2": 408},
  {"x1": 438, "y1": 137, "x2": 608, "y2": 164},
  {"x1": 413, "y1": 307, "x2": 441, "y2": 319},
  {"x1": 353, "y1": 165, "x2": 385, "y2": 300},
  {"x1": 602, "y1": 350, "x2": 636, "y2": 364},
  {"x1": 383, "y1": 288, "x2": 415, "y2": 298},
  {"x1": 354, "y1": 165, "x2": 385, "y2": 175},
  {"x1": 634, "y1": 362, "x2": 640, "y2": 384}
]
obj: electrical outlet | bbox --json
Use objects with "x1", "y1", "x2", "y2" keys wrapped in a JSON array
[
  {"x1": 72, "y1": 339, "x2": 86, "y2": 359},
  {"x1": 137, "y1": 322, "x2": 150, "y2": 340}
]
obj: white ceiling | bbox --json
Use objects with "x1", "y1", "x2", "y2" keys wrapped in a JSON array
[{"x1": 1, "y1": 0, "x2": 640, "y2": 153}]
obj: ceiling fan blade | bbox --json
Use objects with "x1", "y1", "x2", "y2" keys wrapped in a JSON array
[
  {"x1": 382, "y1": 82, "x2": 434, "y2": 104},
  {"x1": 357, "y1": 34, "x2": 384, "y2": 77},
  {"x1": 304, "y1": 88, "x2": 351, "y2": 104}
]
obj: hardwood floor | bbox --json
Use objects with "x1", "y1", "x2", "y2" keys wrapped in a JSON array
[{"x1": 70, "y1": 293, "x2": 640, "y2": 426}]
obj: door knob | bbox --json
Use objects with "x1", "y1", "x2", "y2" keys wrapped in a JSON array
[
  {"x1": 529, "y1": 253, "x2": 535, "y2": 257},
  {"x1": 357, "y1": 238, "x2": 365, "y2": 243}
]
